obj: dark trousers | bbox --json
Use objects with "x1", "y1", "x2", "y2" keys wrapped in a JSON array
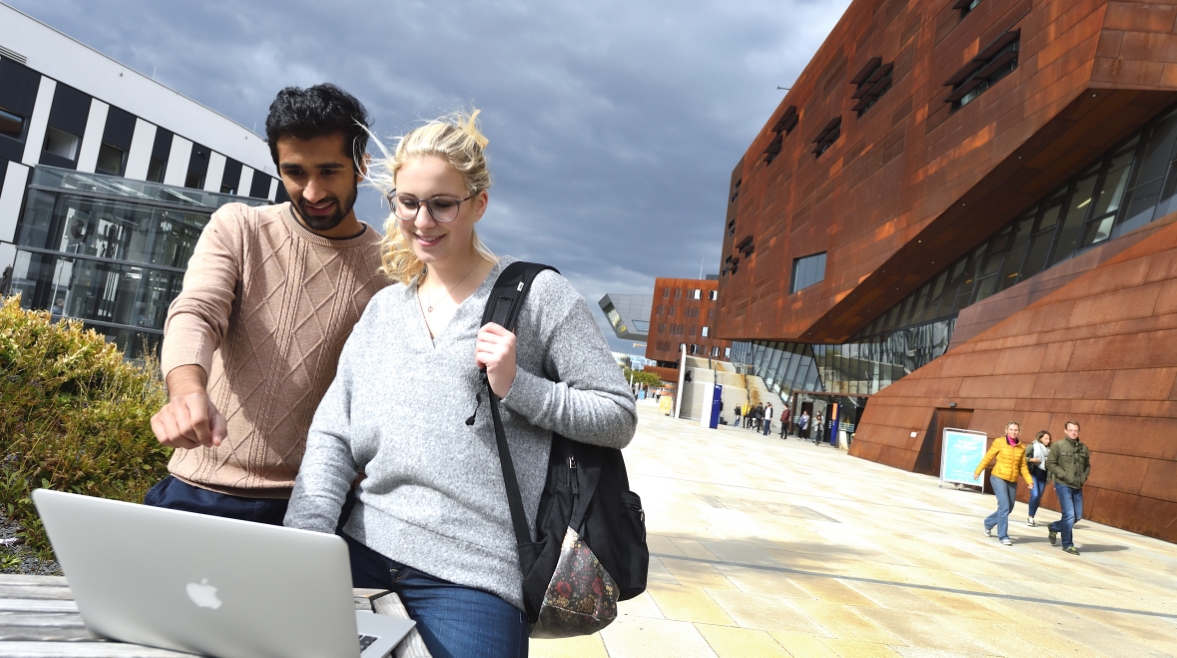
[
  {"x1": 143, "y1": 475, "x2": 289, "y2": 525},
  {"x1": 144, "y1": 475, "x2": 356, "y2": 532}
]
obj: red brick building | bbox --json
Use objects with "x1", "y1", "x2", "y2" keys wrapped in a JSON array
[
  {"x1": 718, "y1": 0, "x2": 1177, "y2": 542},
  {"x1": 645, "y1": 277, "x2": 732, "y2": 376}
]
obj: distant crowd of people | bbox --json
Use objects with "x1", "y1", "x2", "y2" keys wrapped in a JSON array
[
  {"x1": 974, "y1": 420, "x2": 1091, "y2": 555},
  {"x1": 730, "y1": 401, "x2": 835, "y2": 446}
]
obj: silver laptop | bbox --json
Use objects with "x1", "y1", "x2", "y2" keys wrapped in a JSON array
[{"x1": 33, "y1": 488, "x2": 415, "y2": 658}]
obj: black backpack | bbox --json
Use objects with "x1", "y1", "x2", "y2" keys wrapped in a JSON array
[{"x1": 476, "y1": 261, "x2": 648, "y2": 630}]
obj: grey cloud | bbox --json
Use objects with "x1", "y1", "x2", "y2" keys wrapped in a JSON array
[{"x1": 9, "y1": 0, "x2": 851, "y2": 351}]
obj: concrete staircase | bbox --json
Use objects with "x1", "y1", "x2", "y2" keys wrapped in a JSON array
[
  {"x1": 676, "y1": 357, "x2": 747, "y2": 421},
  {"x1": 743, "y1": 373, "x2": 789, "y2": 435}
]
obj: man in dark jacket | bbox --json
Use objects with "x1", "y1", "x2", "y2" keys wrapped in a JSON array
[{"x1": 1046, "y1": 420, "x2": 1091, "y2": 555}]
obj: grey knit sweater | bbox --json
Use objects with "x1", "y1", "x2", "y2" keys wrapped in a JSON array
[{"x1": 284, "y1": 258, "x2": 637, "y2": 610}]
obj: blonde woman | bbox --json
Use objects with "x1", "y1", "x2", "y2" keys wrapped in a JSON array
[
  {"x1": 285, "y1": 111, "x2": 637, "y2": 657},
  {"x1": 974, "y1": 421, "x2": 1034, "y2": 545}
]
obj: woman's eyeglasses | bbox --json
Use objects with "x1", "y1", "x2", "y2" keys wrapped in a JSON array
[{"x1": 387, "y1": 191, "x2": 478, "y2": 223}]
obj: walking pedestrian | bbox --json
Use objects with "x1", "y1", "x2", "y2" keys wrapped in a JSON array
[
  {"x1": 812, "y1": 411, "x2": 824, "y2": 445},
  {"x1": 733, "y1": 403, "x2": 742, "y2": 428},
  {"x1": 1026, "y1": 430, "x2": 1052, "y2": 526},
  {"x1": 780, "y1": 404, "x2": 791, "y2": 439},
  {"x1": 1046, "y1": 421, "x2": 1090, "y2": 555},
  {"x1": 798, "y1": 410, "x2": 810, "y2": 440},
  {"x1": 974, "y1": 422, "x2": 1033, "y2": 546},
  {"x1": 753, "y1": 403, "x2": 764, "y2": 432},
  {"x1": 762, "y1": 403, "x2": 774, "y2": 436}
]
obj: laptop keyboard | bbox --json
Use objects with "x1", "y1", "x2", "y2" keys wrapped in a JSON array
[{"x1": 359, "y1": 634, "x2": 379, "y2": 651}]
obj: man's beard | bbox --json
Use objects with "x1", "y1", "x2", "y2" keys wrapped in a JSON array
[{"x1": 294, "y1": 187, "x2": 357, "y2": 232}]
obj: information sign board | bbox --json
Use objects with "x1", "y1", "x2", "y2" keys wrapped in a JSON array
[{"x1": 940, "y1": 428, "x2": 988, "y2": 490}]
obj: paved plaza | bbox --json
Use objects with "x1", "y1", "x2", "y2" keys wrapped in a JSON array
[{"x1": 532, "y1": 401, "x2": 1177, "y2": 658}]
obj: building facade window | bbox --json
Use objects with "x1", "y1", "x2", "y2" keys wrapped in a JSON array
[
  {"x1": 812, "y1": 118, "x2": 841, "y2": 157},
  {"x1": 656, "y1": 304, "x2": 663, "y2": 315},
  {"x1": 0, "y1": 106, "x2": 26, "y2": 141},
  {"x1": 95, "y1": 143, "x2": 126, "y2": 176},
  {"x1": 709, "y1": 290, "x2": 718, "y2": 301},
  {"x1": 857, "y1": 101, "x2": 1177, "y2": 342},
  {"x1": 8, "y1": 166, "x2": 268, "y2": 358},
  {"x1": 850, "y1": 57, "x2": 893, "y2": 117},
  {"x1": 946, "y1": 31, "x2": 1019, "y2": 110},
  {"x1": 692, "y1": 289, "x2": 701, "y2": 300},
  {"x1": 790, "y1": 252, "x2": 827, "y2": 293},
  {"x1": 953, "y1": 0, "x2": 982, "y2": 16},
  {"x1": 702, "y1": 326, "x2": 710, "y2": 337},
  {"x1": 43, "y1": 126, "x2": 80, "y2": 161}
]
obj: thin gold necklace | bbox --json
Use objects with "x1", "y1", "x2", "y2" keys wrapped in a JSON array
[{"x1": 422, "y1": 262, "x2": 479, "y2": 313}]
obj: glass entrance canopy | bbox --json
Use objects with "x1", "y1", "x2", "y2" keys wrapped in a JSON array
[{"x1": 8, "y1": 166, "x2": 269, "y2": 358}]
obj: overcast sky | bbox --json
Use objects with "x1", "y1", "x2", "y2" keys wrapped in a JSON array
[{"x1": 9, "y1": 0, "x2": 851, "y2": 353}]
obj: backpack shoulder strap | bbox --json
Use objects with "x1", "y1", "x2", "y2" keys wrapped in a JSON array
[
  {"x1": 482, "y1": 261, "x2": 558, "y2": 551},
  {"x1": 481, "y1": 261, "x2": 558, "y2": 332}
]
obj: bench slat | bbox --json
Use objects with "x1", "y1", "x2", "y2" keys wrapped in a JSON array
[
  {"x1": 0, "y1": 585, "x2": 76, "y2": 601},
  {"x1": 0, "y1": 640, "x2": 189, "y2": 657}
]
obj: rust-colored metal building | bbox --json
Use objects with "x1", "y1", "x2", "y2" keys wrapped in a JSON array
[
  {"x1": 645, "y1": 277, "x2": 733, "y2": 373},
  {"x1": 718, "y1": 0, "x2": 1177, "y2": 542}
]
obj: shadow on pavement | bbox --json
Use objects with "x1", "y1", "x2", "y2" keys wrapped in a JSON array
[{"x1": 1077, "y1": 544, "x2": 1127, "y2": 553}]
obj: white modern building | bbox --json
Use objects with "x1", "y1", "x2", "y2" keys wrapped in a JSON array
[{"x1": 0, "y1": 3, "x2": 283, "y2": 356}]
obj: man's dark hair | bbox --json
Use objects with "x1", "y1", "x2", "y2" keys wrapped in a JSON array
[{"x1": 265, "y1": 83, "x2": 371, "y2": 168}]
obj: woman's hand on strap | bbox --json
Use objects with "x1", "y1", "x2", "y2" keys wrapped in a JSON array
[{"x1": 476, "y1": 322, "x2": 517, "y2": 398}]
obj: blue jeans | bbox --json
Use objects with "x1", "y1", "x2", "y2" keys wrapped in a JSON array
[
  {"x1": 1048, "y1": 483, "x2": 1084, "y2": 548},
  {"x1": 143, "y1": 475, "x2": 288, "y2": 525},
  {"x1": 985, "y1": 476, "x2": 1018, "y2": 540},
  {"x1": 1028, "y1": 468, "x2": 1049, "y2": 518},
  {"x1": 343, "y1": 533, "x2": 528, "y2": 658}
]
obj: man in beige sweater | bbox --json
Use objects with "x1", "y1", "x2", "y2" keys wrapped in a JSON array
[{"x1": 146, "y1": 84, "x2": 388, "y2": 524}]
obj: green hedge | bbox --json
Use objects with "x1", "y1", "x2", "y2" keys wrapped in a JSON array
[{"x1": 1, "y1": 295, "x2": 171, "y2": 558}]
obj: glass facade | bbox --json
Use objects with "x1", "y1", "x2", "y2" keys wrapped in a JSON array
[
  {"x1": 857, "y1": 102, "x2": 1177, "y2": 342},
  {"x1": 8, "y1": 166, "x2": 268, "y2": 358},
  {"x1": 736, "y1": 102, "x2": 1177, "y2": 400},
  {"x1": 732, "y1": 318, "x2": 953, "y2": 399}
]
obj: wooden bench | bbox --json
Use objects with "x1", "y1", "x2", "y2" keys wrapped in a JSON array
[{"x1": 0, "y1": 574, "x2": 431, "y2": 657}]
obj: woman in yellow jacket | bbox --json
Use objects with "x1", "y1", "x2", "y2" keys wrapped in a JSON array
[{"x1": 974, "y1": 422, "x2": 1034, "y2": 545}]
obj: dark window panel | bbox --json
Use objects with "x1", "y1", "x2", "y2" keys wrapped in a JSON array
[
  {"x1": 95, "y1": 143, "x2": 126, "y2": 176},
  {"x1": 220, "y1": 158, "x2": 243, "y2": 195},
  {"x1": 185, "y1": 144, "x2": 210, "y2": 189},
  {"x1": 147, "y1": 128, "x2": 172, "y2": 183},
  {"x1": 275, "y1": 181, "x2": 290, "y2": 203},
  {"x1": 46, "y1": 83, "x2": 91, "y2": 137},
  {"x1": 102, "y1": 107, "x2": 136, "y2": 151},
  {"x1": 249, "y1": 170, "x2": 272, "y2": 199},
  {"x1": 0, "y1": 58, "x2": 41, "y2": 117}
]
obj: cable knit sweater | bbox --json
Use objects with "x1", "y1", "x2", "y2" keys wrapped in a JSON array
[
  {"x1": 161, "y1": 202, "x2": 387, "y2": 497},
  {"x1": 284, "y1": 258, "x2": 638, "y2": 610}
]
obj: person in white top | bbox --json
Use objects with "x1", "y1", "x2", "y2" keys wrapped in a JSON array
[{"x1": 1026, "y1": 430, "x2": 1052, "y2": 526}]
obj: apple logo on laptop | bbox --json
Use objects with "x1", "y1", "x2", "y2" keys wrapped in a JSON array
[{"x1": 186, "y1": 578, "x2": 223, "y2": 609}]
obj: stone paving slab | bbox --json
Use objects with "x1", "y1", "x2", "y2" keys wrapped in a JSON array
[{"x1": 531, "y1": 401, "x2": 1177, "y2": 657}]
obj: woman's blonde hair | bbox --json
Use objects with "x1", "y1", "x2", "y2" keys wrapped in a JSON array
[{"x1": 367, "y1": 109, "x2": 496, "y2": 285}]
